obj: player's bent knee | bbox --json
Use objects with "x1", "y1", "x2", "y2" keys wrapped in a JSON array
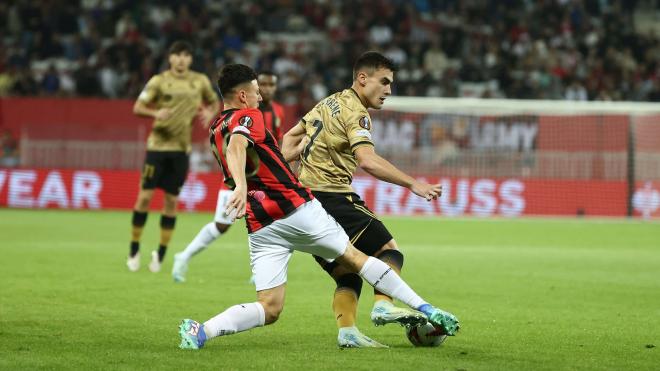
[
  {"x1": 335, "y1": 244, "x2": 367, "y2": 273},
  {"x1": 215, "y1": 222, "x2": 231, "y2": 234},
  {"x1": 329, "y1": 264, "x2": 352, "y2": 280},
  {"x1": 257, "y1": 285, "x2": 286, "y2": 325},
  {"x1": 160, "y1": 215, "x2": 176, "y2": 230},
  {"x1": 260, "y1": 302, "x2": 284, "y2": 325},
  {"x1": 376, "y1": 248, "x2": 404, "y2": 270},
  {"x1": 131, "y1": 210, "x2": 148, "y2": 227},
  {"x1": 335, "y1": 273, "x2": 363, "y2": 298}
]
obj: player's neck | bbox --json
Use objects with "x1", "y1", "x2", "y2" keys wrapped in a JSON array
[
  {"x1": 349, "y1": 83, "x2": 369, "y2": 109},
  {"x1": 223, "y1": 101, "x2": 249, "y2": 111},
  {"x1": 169, "y1": 68, "x2": 190, "y2": 78}
]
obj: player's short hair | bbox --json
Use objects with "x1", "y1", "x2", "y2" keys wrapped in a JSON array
[
  {"x1": 352, "y1": 51, "x2": 398, "y2": 80},
  {"x1": 168, "y1": 41, "x2": 193, "y2": 55},
  {"x1": 217, "y1": 64, "x2": 258, "y2": 98},
  {"x1": 257, "y1": 70, "x2": 277, "y2": 77}
]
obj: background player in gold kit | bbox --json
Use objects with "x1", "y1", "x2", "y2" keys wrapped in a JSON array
[
  {"x1": 282, "y1": 51, "x2": 453, "y2": 347},
  {"x1": 127, "y1": 41, "x2": 220, "y2": 273}
]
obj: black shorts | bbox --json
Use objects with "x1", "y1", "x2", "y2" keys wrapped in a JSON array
[
  {"x1": 140, "y1": 151, "x2": 189, "y2": 195},
  {"x1": 312, "y1": 191, "x2": 393, "y2": 274}
]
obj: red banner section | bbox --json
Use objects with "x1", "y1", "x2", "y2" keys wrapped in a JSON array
[
  {"x1": 0, "y1": 169, "x2": 225, "y2": 211},
  {"x1": 1, "y1": 168, "x2": 652, "y2": 217},
  {"x1": 0, "y1": 98, "x2": 301, "y2": 143}
]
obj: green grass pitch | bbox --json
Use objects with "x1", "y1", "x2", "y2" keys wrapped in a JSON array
[{"x1": 1, "y1": 209, "x2": 659, "y2": 370}]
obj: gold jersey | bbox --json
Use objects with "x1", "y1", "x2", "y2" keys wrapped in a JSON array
[
  {"x1": 138, "y1": 70, "x2": 218, "y2": 152},
  {"x1": 298, "y1": 88, "x2": 374, "y2": 193}
]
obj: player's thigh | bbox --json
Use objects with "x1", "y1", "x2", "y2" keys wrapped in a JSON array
[
  {"x1": 248, "y1": 229, "x2": 294, "y2": 292},
  {"x1": 273, "y1": 199, "x2": 349, "y2": 260},
  {"x1": 160, "y1": 151, "x2": 189, "y2": 196},
  {"x1": 141, "y1": 151, "x2": 165, "y2": 190},
  {"x1": 136, "y1": 188, "x2": 155, "y2": 202},
  {"x1": 313, "y1": 191, "x2": 393, "y2": 257},
  {"x1": 353, "y1": 219, "x2": 395, "y2": 257},
  {"x1": 213, "y1": 190, "x2": 235, "y2": 225},
  {"x1": 312, "y1": 191, "x2": 372, "y2": 242},
  {"x1": 318, "y1": 232, "x2": 397, "y2": 277},
  {"x1": 162, "y1": 192, "x2": 178, "y2": 214}
]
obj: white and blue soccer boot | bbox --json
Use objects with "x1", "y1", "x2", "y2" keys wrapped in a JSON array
[
  {"x1": 371, "y1": 300, "x2": 428, "y2": 327},
  {"x1": 337, "y1": 326, "x2": 388, "y2": 348},
  {"x1": 179, "y1": 319, "x2": 207, "y2": 349}
]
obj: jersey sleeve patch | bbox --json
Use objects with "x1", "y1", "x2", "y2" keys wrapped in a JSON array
[
  {"x1": 359, "y1": 116, "x2": 371, "y2": 130},
  {"x1": 238, "y1": 116, "x2": 253, "y2": 128}
]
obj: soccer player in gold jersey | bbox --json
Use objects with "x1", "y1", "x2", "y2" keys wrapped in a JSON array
[
  {"x1": 127, "y1": 41, "x2": 220, "y2": 273},
  {"x1": 282, "y1": 51, "x2": 457, "y2": 347}
]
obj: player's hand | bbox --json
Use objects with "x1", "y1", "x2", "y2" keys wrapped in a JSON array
[
  {"x1": 296, "y1": 136, "x2": 310, "y2": 157},
  {"x1": 155, "y1": 108, "x2": 172, "y2": 120},
  {"x1": 411, "y1": 181, "x2": 442, "y2": 201},
  {"x1": 225, "y1": 186, "x2": 248, "y2": 221},
  {"x1": 197, "y1": 106, "x2": 215, "y2": 128}
]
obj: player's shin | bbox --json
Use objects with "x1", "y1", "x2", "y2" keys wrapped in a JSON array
[
  {"x1": 130, "y1": 210, "x2": 148, "y2": 256},
  {"x1": 373, "y1": 249, "x2": 404, "y2": 303},
  {"x1": 203, "y1": 302, "x2": 266, "y2": 339},
  {"x1": 179, "y1": 222, "x2": 221, "y2": 261},
  {"x1": 159, "y1": 215, "x2": 176, "y2": 261},
  {"x1": 358, "y1": 256, "x2": 426, "y2": 310},
  {"x1": 333, "y1": 273, "x2": 362, "y2": 328}
]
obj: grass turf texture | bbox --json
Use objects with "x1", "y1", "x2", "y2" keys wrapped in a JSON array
[{"x1": 1, "y1": 209, "x2": 659, "y2": 370}]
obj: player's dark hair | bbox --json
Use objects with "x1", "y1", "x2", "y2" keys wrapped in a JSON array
[
  {"x1": 217, "y1": 64, "x2": 258, "y2": 98},
  {"x1": 168, "y1": 41, "x2": 193, "y2": 55},
  {"x1": 352, "y1": 51, "x2": 398, "y2": 80}
]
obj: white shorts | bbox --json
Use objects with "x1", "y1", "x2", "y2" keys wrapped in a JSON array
[
  {"x1": 248, "y1": 198, "x2": 349, "y2": 291},
  {"x1": 213, "y1": 190, "x2": 235, "y2": 225}
]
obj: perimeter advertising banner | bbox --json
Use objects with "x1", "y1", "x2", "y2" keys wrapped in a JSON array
[{"x1": 3, "y1": 168, "x2": 656, "y2": 218}]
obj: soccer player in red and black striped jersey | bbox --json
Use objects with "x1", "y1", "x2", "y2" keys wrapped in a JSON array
[
  {"x1": 178, "y1": 64, "x2": 459, "y2": 350},
  {"x1": 210, "y1": 92, "x2": 312, "y2": 232},
  {"x1": 257, "y1": 71, "x2": 285, "y2": 143},
  {"x1": 171, "y1": 72, "x2": 287, "y2": 282}
]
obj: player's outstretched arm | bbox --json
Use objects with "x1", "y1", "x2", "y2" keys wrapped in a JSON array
[
  {"x1": 281, "y1": 123, "x2": 308, "y2": 162},
  {"x1": 354, "y1": 146, "x2": 441, "y2": 201},
  {"x1": 225, "y1": 134, "x2": 249, "y2": 219},
  {"x1": 133, "y1": 100, "x2": 171, "y2": 120}
]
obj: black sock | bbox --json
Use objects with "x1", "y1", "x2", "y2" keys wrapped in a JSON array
[
  {"x1": 130, "y1": 241, "x2": 139, "y2": 257},
  {"x1": 158, "y1": 244, "x2": 167, "y2": 262}
]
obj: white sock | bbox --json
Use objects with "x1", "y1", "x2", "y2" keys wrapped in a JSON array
[
  {"x1": 203, "y1": 302, "x2": 265, "y2": 339},
  {"x1": 359, "y1": 257, "x2": 427, "y2": 309},
  {"x1": 179, "y1": 222, "x2": 221, "y2": 261}
]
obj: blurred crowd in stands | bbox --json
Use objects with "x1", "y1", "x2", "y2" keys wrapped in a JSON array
[{"x1": 1, "y1": 0, "x2": 659, "y2": 106}]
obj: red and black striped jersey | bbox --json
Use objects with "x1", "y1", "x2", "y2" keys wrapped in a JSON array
[
  {"x1": 259, "y1": 101, "x2": 285, "y2": 142},
  {"x1": 209, "y1": 108, "x2": 313, "y2": 233}
]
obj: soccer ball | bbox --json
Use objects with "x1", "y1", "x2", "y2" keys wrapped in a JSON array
[{"x1": 406, "y1": 323, "x2": 448, "y2": 347}]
